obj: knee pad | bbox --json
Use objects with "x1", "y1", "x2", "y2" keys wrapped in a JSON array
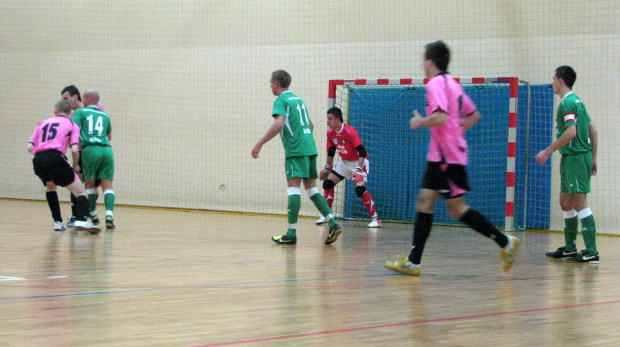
[
  {"x1": 355, "y1": 185, "x2": 367, "y2": 197},
  {"x1": 323, "y1": 179, "x2": 336, "y2": 190}
]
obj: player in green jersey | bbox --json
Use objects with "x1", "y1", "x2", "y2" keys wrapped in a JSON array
[
  {"x1": 535, "y1": 65, "x2": 599, "y2": 263},
  {"x1": 252, "y1": 70, "x2": 343, "y2": 245},
  {"x1": 72, "y1": 90, "x2": 116, "y2": 229}
]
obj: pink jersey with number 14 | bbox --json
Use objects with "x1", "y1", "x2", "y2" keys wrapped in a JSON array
[
  {"x1": 29, "y1": 115, "x2": 80, "y2": 156},
  {"x1": 425, "y1": 73, "x2": 477, "y2": 166}
]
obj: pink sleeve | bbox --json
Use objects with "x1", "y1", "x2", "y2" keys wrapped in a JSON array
[
  {"x1": 29, "y1": 127, "x2": 39, "y2": 145},
  {"x1": 70, "y1": 122, "x2": 80, "y2": 145},
  {"x1": 460, "y1": 93, "x2": 477, "y2": 115},
  {"x1": 97, "y1": 103, "x2": 105, "y2": 111},
  {"x1": 426, "y1": 81, "x2": 447, "y2": 115}
]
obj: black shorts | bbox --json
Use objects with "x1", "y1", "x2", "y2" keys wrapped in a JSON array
[
  {"x1": 421, "y1": 161, "x2": 471, "y2": 199},
  {"x1": 33, "y1": 150, "x2": 76, "y2": 187}
]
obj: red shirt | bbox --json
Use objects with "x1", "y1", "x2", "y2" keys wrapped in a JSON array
[{"x1": 326, "y1": 123, "x2": 366, "y2": 161}]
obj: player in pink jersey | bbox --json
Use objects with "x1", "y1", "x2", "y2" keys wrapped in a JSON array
[
  {"x1": 385, "y1": 41, "x2": 519, "y2": 276},
  {"x1": 316, "y1": 107, "x2": 382, "y2": 228},
  {"x1": 61, "y1": 85, "x2": 105, "y2": 226},
  {"x1": 27, "y1": 100, "x2": 100, "y2": 234}
]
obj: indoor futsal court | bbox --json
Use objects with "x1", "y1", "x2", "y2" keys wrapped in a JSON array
[
  {"x1": 2, "y1": 199, "x2": 620, "y2": 346},
  {"x1": 2, "y1": 1, "x2": 618, "y2": 346}
]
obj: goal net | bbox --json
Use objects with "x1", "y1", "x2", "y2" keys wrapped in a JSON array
[{"x1": 325, "y1": 78, "x2": 554, "y2": 231}]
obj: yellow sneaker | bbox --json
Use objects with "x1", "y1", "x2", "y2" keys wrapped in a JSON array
[
  {"x1": 325, "y1": 223, "x2": 343, "y2": 245},
  {"x1": 385, "y1": 254, "x2": 421, "y2": 276},
  {"x1": 501, "y1": 236, "x2": 520, "y2": 272},
  {"x1": 272, "y1": 234, "x2": 297, "y2": 245}
]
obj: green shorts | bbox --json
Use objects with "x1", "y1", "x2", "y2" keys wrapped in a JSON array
[
  {"x1": 284, "y1": 155, "x2": 318, "y2": 180},
  {"x1": 82, "y1": 145, "x2": 115, "y2": 181},
  {"x1": 560, "y1": 152, "x2": 592, "y2": 194}
]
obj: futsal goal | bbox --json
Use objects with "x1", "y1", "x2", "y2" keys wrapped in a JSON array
[{"x1": 325, "y1": 77, "x2": 554, "y2": 231}]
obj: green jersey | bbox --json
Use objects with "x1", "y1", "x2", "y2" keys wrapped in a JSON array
[
  {"x1": 72, "y1": 105, "x2": 112, "y2": 148},
  {"x1": 556, "y1": 92, "x2": 591, "y2": 155},
  {"x1": 272, "y1": 91, "x2": 317, "y2": 158}
]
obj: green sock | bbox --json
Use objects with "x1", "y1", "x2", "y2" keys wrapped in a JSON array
[
  {"x1": 88, "y1": 193, "x2": 97, "y2": 214},
  {"x1": 309, "y1": 193, "x2": 336, "y2": 228},
  {"x1": 580, "y1": 214, "x2": 597, "y2": 254},
  {"x1": 104, "y1": 191, "x2": 115, "y2": 217},
  {"x1": 286, "y1": 193, "x2": 301, "y2": 237},
  {"x1": 564, "y1": 216, "x2": 578, "y2": 251}
]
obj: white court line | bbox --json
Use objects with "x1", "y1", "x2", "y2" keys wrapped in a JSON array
[
  {"x1": 0, "y1": 276, "x2": 25, "y2": 281},
  {"x1": 47, "y1": 276, "x2": 67, "y2": 279}
]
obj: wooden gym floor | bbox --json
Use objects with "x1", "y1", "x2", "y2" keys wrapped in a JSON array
[{"x1": 1, "y1": 199, "x2": 619, "y2": 346}]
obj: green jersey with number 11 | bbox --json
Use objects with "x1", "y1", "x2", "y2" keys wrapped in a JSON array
[
  {"x1": 272, "y1": 91, "x2": 317, "y2": 158},
  {"x1": 72, "y1": 105, "x2": 112, "y2": 148}
]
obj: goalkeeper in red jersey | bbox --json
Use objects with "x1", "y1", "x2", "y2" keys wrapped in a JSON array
[{"x1": 316, "y1": 107, "x2": 382, "y2": 228}]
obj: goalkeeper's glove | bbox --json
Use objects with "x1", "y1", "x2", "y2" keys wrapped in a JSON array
[{"x1": 353, "y1": 166, "x2": 366, "y2": 186}]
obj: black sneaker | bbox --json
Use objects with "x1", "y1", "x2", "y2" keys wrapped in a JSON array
[
  {"x1": 567, "y1": 250, "x2": 599, "y2": 264},
  {"x1": 325, "y1": 223, "x2": 343, "y2": 245},
  {"x1": 91, "y1": 214, "x2": 100, "y2": 225},
  {"x1": 545, "y1": 246, "x2": 577, "y2": 259},
  {"x1": 272, "y1": 234, "x2": 297, "y2": 245},
  {"x1": 105, "y1": 218, "x2": 115, "y2": 229}
]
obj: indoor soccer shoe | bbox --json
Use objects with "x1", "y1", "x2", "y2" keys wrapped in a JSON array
[
  {"x1": 367, "y1": 218, "x2": 382, "y2": 228},
  {"x1": 545, "y1": 246, "x2": 578, "y2": 259},
  {"x1": 53, "y1": 221, "x2": 65, "y2": 231},
  {"x1": 325, "y1": 223, "x2": 343, "y2": 245},
  {"x1": 90, "y1": 214, "x2": 100, "y2": 225},
  {"x1": 567, "y1": 250, "x2": 600, "y2": 264},
  {"x1": 315, "y1": 216, "x2": 327, "y2": 225},
  {"x1": 272, "y1": 234, "x2": 297, "y2": 245},
  {"x1": 105, "y1": 217, "x2": 115, "y2": 229},
  {"x1": 385, "y1": 254, "x2": 421, "y2": 276},
  {"x1": 74, "y1": 220, "x2": 101, "y2": 235},
  {"x1": 501, "y1": 235, "x2": 520, "y2": 272},
  {"x1": 66, "y1": 216, "x2": 76, "y2": 227}
]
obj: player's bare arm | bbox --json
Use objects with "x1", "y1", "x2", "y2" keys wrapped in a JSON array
[
  {"x1": 71, "y1": 144, "x2": 79, "y2": 172},
  {"x1": 589, "y1": 121, "x2": 598, "y2": 176},
  {"x1": 410, "y1": 109, "x2": 447, "y2": 130},
  {"x1": 462, "y1": 110, "x2": 481, "y2": 132},
  {"x1": 252, "y1": 115, "x2": 285, "y2": 158},
  {"x1": 356, "y1": 145, "x2": 367, "y2": 168},
  {"x1": 535, "y1": 125, "x2": 576, "y2": 165}
]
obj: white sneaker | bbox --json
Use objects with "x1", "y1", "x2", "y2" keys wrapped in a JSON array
[
  {"x1": 74, "y1": 220, "x2": 102, "y2": 235},
  {"x1": 315, "y1": 216, "x2": 327, "y2": 225},
  {"x1": 53, "y1": 221, "x2": 66, "y2": 231},
  {"x1": 367, "y1": 218, "x2": 382, "y2": 228}
]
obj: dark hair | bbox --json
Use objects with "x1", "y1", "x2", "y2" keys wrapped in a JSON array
[
  {"x1": 271, "y1": 70, "x2": 292, "y2": 88},
  {"x1": 327, "y1": 106, "x2": 343, "y2": 122},
  {"x1": 424, "y1": 40, "x2": 450, "y2": 72},
  {"x1": 555, "y1": 65, "x2": 576, "y2": 89},
  {"x1": 61, "y1": 85, "x2": 82, "y2": 101}
]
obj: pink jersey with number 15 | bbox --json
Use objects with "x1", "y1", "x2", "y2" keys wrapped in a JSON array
[
  {"x1": 29, "y1": 115, "x2": 80, "y2": 156},
  {"x1": 425, "y1": 73, "x2": 477, "y2": 166}
]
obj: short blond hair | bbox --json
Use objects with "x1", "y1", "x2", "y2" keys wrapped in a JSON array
[
  {"x1": 271, "y1": 70, "x2": 291, "y2": 88},
  {"x1": 55, "y1": 99, "x2": 72, "y2": 115}
]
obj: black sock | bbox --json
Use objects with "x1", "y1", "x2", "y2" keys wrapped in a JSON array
[
  {"x1": 459, "y1": 209, "x2": 508, "y2": 248},
  {"x1": 409, "y1": 212, "x2": 433, "y2": 265},
  {"x1": 75, "y1": 195, "x2": 90, "y2": 222},
  {"x1": 70, "y1": 193, "x2": 77, "y2": 217},
  {"x1": 46, "y1": 191, "x2": 62, "y2": 222}
]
